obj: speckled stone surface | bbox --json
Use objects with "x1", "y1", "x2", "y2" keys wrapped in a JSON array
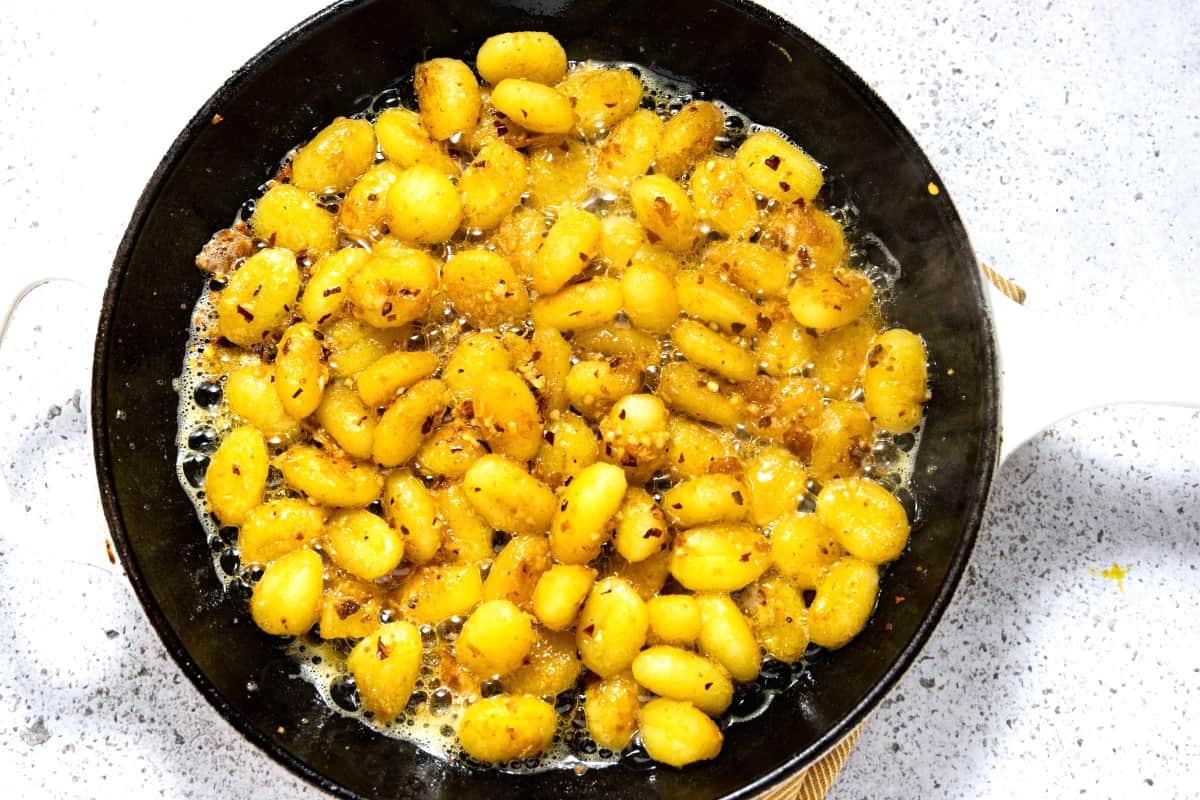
[{"x1": 1, "y1": 2, "x2": 1197, "y2": 798}]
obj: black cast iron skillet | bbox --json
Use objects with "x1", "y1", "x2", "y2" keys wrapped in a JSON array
[{"x1": 92, "y1": 1, "x2": 998, "y2": 797}]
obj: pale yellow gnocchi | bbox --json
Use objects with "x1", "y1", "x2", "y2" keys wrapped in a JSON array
[
  {"x1": 639, "y1": 698, "x2": 723, "y2": 768},
  {"x1": 863, "y1": 328, "x2": 929, "y2": 433},
  {"x1": 249, "y1": 548, "x2": 324, "y2": 636},
  {"x1": 206, "y1": 425, "x2": 269, "y2": 525},
  {"x1": 476, "y1": 32, "x2": 568, "y2": 86},
  {"x1": 459, "y1": 694, "x2": 557, "y2": 763},
  {"x1": 491, "y1": 78, "x2": 576, "y2": 135},
  {"x1": 216, "y1": 248, "x2": 301, "y2": 347},
  {"x1": 323, "y1": 509, "x2": 404, "y2": 580},
  {"x1": 290, "y1": 116, "x2": 376, "y2": 195},
  {"x1": 347, "y1": 622, "x2": 424, "y2": 720},
  {"x1": 456, "y1": 599, "x2": 537, "y2": 677}
]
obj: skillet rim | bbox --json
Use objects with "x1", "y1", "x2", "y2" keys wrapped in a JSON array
[{"x1": 90, "y1": 0, "x2": 1000, "y2": 797}]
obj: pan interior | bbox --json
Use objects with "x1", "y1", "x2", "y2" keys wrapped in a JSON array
[{"x1": 94, "y1": 1, "x2": 997, "y2": 798}]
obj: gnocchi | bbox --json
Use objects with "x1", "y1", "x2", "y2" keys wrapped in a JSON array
[
  {"x1": 459, "y1": 142, "x2": 528, "y2": 231},
  {"x1": 456, "y1": 599, "x2": 537, "y2": 677},
  {"x1": 249, "y1": 548, "x2": 324, "y2": 636},
  {"x1": 863, "y1": 328, "x2": 929, "y2": 433},
  {"x1": 476, "y1": 32, "x2": 568, "y2": 85},
  {"x1": 182, "y1": 31, "x2": 931, "y2": 771},
  {"x1": 491, "y1": 79, "x2": 576, "y2": 135},
  {"x1": 558, "y1": 67, "x2": 643, "y2": 138},
  {"x1": 631, "y1": 646, "x2": 732, "y2": 715},
  {"x1": 459, "y1": 695, "x2": 557, "y2": 763},
  {"x1": 237, "y1": 498, "x2": 325, "y2": 565},
  {"x1": 414, "y1": 57, "x2": 481, "y2": 140},
  {"x1": 205, "y1": 425, "x2": 269, "y2": 525},
  {"x1": 216, "y1": 248, "x2": 301, "y2": 347},
  {"x1": 639, "y1": 698, "x2": 723, "y2": 768},
  {"x1": 655, "y1": 100, "x2": 724, "y2": 178},
  {"x1": 630, "y1": 174, "x2": 696, "y2": 253},
  {"x1": 576, "y1": 577, "x2": 648, "y2": 677},
  {"x1": 290, "y1": 116, "x2": 376, "y2": 195},
  {"x1": 347, "y1": 622, "x2": 424, "y2": 720},
  {"x1": 323, "y1": 509, "x2": 404, "y2": 581},
  {"x1": 583, "y1": 672, "x2": 641, "y2": 751}
]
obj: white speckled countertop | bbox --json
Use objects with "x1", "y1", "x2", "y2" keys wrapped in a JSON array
[{"x1": 1, "y1": 2, "x2": 1197, "y2": 798}]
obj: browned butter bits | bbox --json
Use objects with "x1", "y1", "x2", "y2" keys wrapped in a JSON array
[{"x1": 176, "y1": 31, "x2": 930, "y2": 771}]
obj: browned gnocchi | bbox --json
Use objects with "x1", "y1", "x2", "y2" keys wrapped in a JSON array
[{"x1": 179, "y1": 30, "x2": 930, "y2": 773}]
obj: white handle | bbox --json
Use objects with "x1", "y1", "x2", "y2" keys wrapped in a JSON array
[
  {"x1": 988, "y1": 272, "x2": 1200, "y2": 461},
  {"x1": 0, "y1": 278, "x2": 82, "y2": 343},
  {"x1": 0, "y1": 276, "x2": 118, "y2": 574}
]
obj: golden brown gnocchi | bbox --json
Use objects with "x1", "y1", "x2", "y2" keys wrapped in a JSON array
[
  {"x1": 414, "y1": 57, "x2": 481, "y2": 141},
  {"x1": 655, "y1": 100, "x2": 725, "y2": 178},
  {"x1": 630, "y1": 174, "x2": 696, "y2": 253},
  {"x1": 734, "y1": 129, "x2": 824, "y2": 203},
  {"x1": 347, "y1": 622, "x2": 424, "y2": 720},
  {"x1": 597, "y1": 110, "x2": 663, "y2": 186},
  {"x1": 532, "y1": 205, "x2": 602, "y2": 294},
  {"x1": 576, "y1": 577, "x2": 648, "y2": 677},
  {"x1": 347, "y1": 249, "x2": 439, "y2": 327},
  {"x1": 274, "y1": 322, "x2": 327, "y2": 419},
  {"x1": 463, "y1": 454, "x2": 557, "y2": 536},
  {"x1": 558, "y1": 67, "x2": 643, "y2": 138},
  {"x1": 323, "y1": 509, "x2": 404, "y2": 580},
  {"x1": 384, "y1": 164, "x2": 464, "y2": 244},
  {"x1": 583, "y1": 672, "x2": 641, "y2": 751},
  {"x1": 632, "y1": 646, "x2": 732, "y2": 715},
  {"x1": 483, "y1": 534, "x2": 551, "y2": 611},
  {"x1": 182, "y1": 31, "x2": 930, "y2": 771},
  {"x1": 645, "y1": 594, "x2": 702, "y2": 646},
  {"x1": 456, "y1": 599, "x2": 537, "y2": 677},
  {"x1": 373, "y1": 108, "x2": 459, "y2": 176},
  {"x1": 502, "y1": 628, "x2": 582, "y2": 697},
  {"x1": 532, "y1": 564, "x2": 596, "y2": 631},
  {"x1": 224, "y1": 364, "x2": 302, "y2": 442},
  {"x1": 237, "y1": 498, "x2": 325, "y2": 565},
  {"x1": 549, "y1": 462, "x2": 627, "y2": 564}
]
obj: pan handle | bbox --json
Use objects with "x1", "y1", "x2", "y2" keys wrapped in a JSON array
[
  {"x1": 0, "y1": 277, "x2": 87, "y2": 345},
  {"x1": 0, "y1": 276, "x2": 118, "y2": 573},
  {"x1": 984, "y1": 265, "x2": 1200, "y2": 462}
]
